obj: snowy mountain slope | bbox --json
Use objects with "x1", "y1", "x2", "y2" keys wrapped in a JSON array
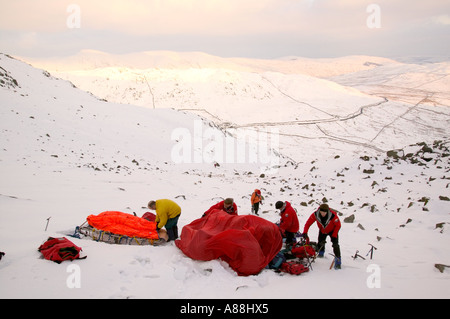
[
  {"x1": 24, "y1": 51, "x2": 386, "y2": 119},
  {"x1": 23, "y1": 51, "x2": 450, "y2": 164},
  {"x1": 330, "y1": 61, "x2": 450, "y2": 106},
  {"x1": 48, "y1": 67, "x2": 383, "y2": 126},
  {"x1": 1, "y1": 53, "x2": 450, "y2": 299}
]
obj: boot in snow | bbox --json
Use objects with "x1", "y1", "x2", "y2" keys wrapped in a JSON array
[{"x1": 334, "y1": 257, "x2": 341, "y2": 269}]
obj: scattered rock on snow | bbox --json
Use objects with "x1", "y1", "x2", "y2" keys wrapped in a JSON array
[
  {"x1": 386, "y1": 149, "x2": 401, "y2": 159},
  {"x1": 344, "y1": 214, "x2": 355, "y2": 223},
  {"x1": 435, "y1": 222, "x2": 447, "y2": 233},
  {"x1": 435, "y1": 222, "x2": 446, "y2": 229},
  {"x1": 400, "y1": 218, "x2": 413, "y2": 227},
  {"x1": 435, "y1": 264, "x2": 450, "y2": 273},
  {"x1": 0, "y1": 66, "x2": 20, "y2": 89}
]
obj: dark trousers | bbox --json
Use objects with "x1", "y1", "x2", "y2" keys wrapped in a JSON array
[
  {"x1": 253, "y1": 202, "x2": 260, "y2": 215},
  {"x1": 318, "y1": 232, "x2": 341, "y2": 258},
  {"x1": 165, "y1": 215, "x2": 180, "y2": 241},
  {"x1": 285, "y1": 231, "x2": 296, "y2": 245}
]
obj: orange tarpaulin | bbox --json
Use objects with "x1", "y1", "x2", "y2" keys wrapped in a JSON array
[{"x1": 87, "y1": 211, "x2": 160, "y2": 240}]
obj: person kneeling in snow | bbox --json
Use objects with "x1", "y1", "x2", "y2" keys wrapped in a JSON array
[
  {"x1": 203, "y1": 198, "x2": 238, "y2": 217},
  {"x1": 148, "y1": 199, "x2": 181, "y2": 242},
  {"x1": 303, "y1": 204, "x2": 342, "y2": 269},
  {"x1": 275, "y1": 201, "x2": 299, "y2": 249}
]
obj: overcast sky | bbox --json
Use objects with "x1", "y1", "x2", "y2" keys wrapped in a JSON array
[{"x1": 1, "y1": 0, "x2": 449, "y2": 59}]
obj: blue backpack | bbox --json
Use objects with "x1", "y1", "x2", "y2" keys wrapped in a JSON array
[{"x1": 267, "y1": 252, "x2": 286, "y2": 270}]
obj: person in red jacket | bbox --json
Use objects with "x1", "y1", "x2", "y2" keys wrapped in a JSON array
[
  {"x1": 303, "y1": 204, "x2": 342, "y2": 269},
  {"x1": 203, "y1": 198, "x2": 238, "y2": 217},
  {"x1": 275, "y1": 201, "x2": 299, "y2": 247}
]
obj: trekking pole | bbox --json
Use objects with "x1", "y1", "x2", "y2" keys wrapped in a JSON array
[
  {"x1": 366, "y1": 244, "x2": 377, "y2": 259},
  {"x1": 45, "y1": 217, "x2": 51, "y2": 231}
]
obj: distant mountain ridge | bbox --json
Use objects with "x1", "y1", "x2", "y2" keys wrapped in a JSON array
[{"x1": 21, "y1": 49, "x2": 397, "y2": 77}]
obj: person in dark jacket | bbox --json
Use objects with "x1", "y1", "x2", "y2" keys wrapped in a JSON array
[
  {"x1": 275, "y1": 201, "x2": 299, "y2": 247},
  {"x1": 303, "y1": 203, "x2": 342, "y2": 269}
]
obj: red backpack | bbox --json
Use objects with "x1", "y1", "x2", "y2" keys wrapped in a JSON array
[
  {"x1": 280, "y1": 261, "x2": 309, "y2": 275},
  {"x1": 141, "y1": 212, "x2": 156, "y2": 222},
  {"x1": 291, "y1": 244, "x2": 316, "y2": 259},
  {"x1": 38, "y1": 237, "x2": 85, "y2": 264}
]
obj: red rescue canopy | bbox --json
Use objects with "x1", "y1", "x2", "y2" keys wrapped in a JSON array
[{"x1": 175, "y1": 209, "x2": 282, "y2": 276}]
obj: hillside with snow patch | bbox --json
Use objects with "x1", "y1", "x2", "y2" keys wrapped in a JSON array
[
  {"x1": 1, "y1": 52, "x2": 449, "y2": 299},
  {"x1": 23, "y1": 51, "x2": 449, "y2": 162}
]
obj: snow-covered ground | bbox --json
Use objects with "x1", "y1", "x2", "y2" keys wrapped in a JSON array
[{"x1": 1, "y1": 51, "x2": 449, "y2": 299}]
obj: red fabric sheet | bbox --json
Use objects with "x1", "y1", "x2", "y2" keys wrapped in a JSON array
[{"x1": 175, "y1": 209, "x2": 282, "y2": 276}]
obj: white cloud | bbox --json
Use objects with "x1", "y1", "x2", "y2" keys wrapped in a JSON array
[
  {"x1": 17, "y1": 32, "x2": 38, "y2": 49},
  {"x1": 0, "y1": 0, "x2": 318, "y2": 36},
  {"x1": 1, "y1": 1, "x2": 448, "y2": 37},
  {"x1": 80, "y1": 0, "x2": 307, "y2": 36},
  {"x1": 0, "y1": 1, "x2": 67, "y2": 32},
  {"x1": 1, "y1": 0, "x2": 449, "y2": 58},
  {"x1": 432, "y1": 14, "x2": 450, "y2": 25}
]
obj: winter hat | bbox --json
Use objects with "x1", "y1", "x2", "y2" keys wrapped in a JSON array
[
  {"x1": 319, "y1": 204, "x2": 329, "y2": 212},
  {"x1": 224, "y1": 198, "x2": 234, "y2": 205},
  {"x1": 275, "y1": 201, "x2": 285, "y2": 209}
]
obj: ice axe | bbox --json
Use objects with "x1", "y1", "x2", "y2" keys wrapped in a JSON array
[
  {"x1": 45, "y1": 217, "x2": 51, "y2": 231},
  {"x1": 352, "y1": 250, "x2": 366, "y2": 260},
  {"x1": 366, "y1": 244, "x2": 377, "y2": 260},
  {"x1": 329, "y1": 253, "x2": 336, "y2": 270}
]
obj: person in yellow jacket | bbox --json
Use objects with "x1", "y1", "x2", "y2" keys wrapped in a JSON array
[{"x1": 148, "y1": 199, "x2": 181, "y2": 241}]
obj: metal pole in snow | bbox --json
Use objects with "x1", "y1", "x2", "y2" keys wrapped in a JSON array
[{"x1": 45, "y1": 217, "x2": 51, "y2": 231}]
